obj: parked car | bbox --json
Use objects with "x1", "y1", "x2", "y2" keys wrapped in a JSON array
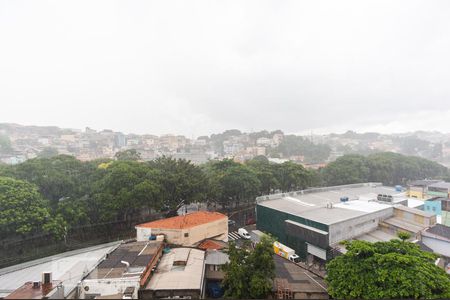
[
  {"x1": 228, "y1": 219, "x2": 236, "y2": 226},
  {"x1": 238, "y1": 228, "x2": 251, "y2": 239}
]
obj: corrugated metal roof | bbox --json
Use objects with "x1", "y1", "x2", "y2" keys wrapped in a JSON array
[
  {"x1": 205, "y1": 250, "x2": 229, "y2": 265},
  {"x1": 0, "y1": 241, "x2": 120, "y2": 298}
]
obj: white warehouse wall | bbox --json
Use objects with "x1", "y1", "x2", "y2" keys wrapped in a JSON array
[{"x1": 328, "y1": 207, "x2": 393, "y2": 245}]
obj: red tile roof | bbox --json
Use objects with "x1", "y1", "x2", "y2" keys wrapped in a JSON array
[
  {"x1": 136, "y1": 211, "x2": 227, "y2": 230},
  {"x1": 198, "y1": 239, "x2": 226, "y2": 250}
]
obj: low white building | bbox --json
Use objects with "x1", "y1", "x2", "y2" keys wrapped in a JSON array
[
  {"x1": 135, "y1": 211, "x2": 228, "y2": 246},
  {"x1": 79, "y1": 241, "x2": 163, "y2": 299}
]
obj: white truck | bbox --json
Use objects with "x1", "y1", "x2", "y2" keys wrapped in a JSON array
[{"x1": 273, "y1": 241, "x2": 300, "y2": 263}]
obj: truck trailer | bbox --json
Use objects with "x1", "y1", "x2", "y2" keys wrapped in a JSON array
[{"x1": 273, "y1": 241, "x2": 300, "y2": 263}]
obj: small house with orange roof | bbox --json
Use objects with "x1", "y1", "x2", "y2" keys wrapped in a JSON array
[{"x1": 135, "y1": 211, "x2": 228, "y2": 246}]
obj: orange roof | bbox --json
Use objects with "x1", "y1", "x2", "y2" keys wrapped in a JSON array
[
  {"x1": 136, "y1": 211, "x2": 227, "y2": 230},
  {"x1": 198, "y1": 239, "x2": 226, "y2": 250}
]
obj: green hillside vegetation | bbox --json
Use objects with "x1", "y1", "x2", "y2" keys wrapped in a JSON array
[{"x1": 0, "y1": 152, "x2": 448, "y2": 240}]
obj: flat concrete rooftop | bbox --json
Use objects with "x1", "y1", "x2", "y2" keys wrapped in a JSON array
[
  {"x1": 258, "y1": 183, "x2": 398, "y2": 225},
  {"x1": 257, "y1": 183, "x2": 404, "y2": 206},
  {"x1": 145, "y1": 248, "x2": 205, "y2": 291},
  {"x1": 293, "y1": 206, "x2": 367, "y2": 225}
]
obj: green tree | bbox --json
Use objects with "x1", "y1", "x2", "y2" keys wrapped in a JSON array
[
  {"x1": 91, "y1": 161, "x2": 161, "y2": 222},
  {"x1": 0, "y1": 176, "x2": 65, "y2": 239},
  {"x1": 397, "y1": 231, "x2": 411, "y2": 242},
  {"x1": 206, "y1": 159, "x2": 260, "y2": 208},
  {"x1": 9, "y1": 155, "x2": 95, "y2": 209},
  {"x1": 222, "y1": 235, "x2": 275, "y2": 299},
  {"x1": 246, "y1": 157, "x2": 279, "y2": 195},
  {"x1": 149, "y1": 156, "x2": 208, "y2": 211},
  {"x1": 326, "y1": 239, "x2": 450, "y2": 299},
  {"x1": 115, "y1": 149, "x2": 141, "y2": 161},
  {"x1": 322, "y1": 154, "x2": 370, "y2": 185},
  {"x1": 273, "y1": 161, "x2": 312, "y2": 192}
]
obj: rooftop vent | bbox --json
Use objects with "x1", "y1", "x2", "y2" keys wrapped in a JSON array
[{"x1": 32, "y1": 281, "x2": 41, "y2": 289}]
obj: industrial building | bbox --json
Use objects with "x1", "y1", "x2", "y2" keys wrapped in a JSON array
[
  {"x1": 135, "y1": 211, "x2": 228, "y2": 246},
  {"x1": 140, "y1": 248, "x2": 206, "y2": 299},
  {"x1": 256, "y1": 183, "x2": 436, "y2": 264},
  {"x1": 79, "y1": 241, "x2": 163, "y2": 299}
]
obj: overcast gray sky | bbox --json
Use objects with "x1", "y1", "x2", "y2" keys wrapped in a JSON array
[{"x1": 1, "y1": 1, "x2": 450, "y2": 137}]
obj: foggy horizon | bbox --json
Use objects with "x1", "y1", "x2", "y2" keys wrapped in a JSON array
[{"x1": 1, "y1": 1, "x2": 450, "y2": 136}]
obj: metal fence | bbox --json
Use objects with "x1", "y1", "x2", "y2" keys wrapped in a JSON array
[{"x1": 0, "y1": 213, "x2": 163, "y2": 269}]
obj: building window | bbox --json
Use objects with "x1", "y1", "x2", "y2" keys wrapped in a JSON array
[
  {"x1": 432, "y1": 207, "x2": 436, "y2": 212},
  {"x1": 184, "y1": 233, "x2": 189, "y2": 237}
]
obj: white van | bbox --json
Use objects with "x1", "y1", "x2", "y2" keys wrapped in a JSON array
[{"x1": 238, "y1": 228, "x2": 251, "y2": 239}]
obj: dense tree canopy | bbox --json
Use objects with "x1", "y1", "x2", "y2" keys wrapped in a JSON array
[
  {"x1": 205, "y1": 159, "x2": 261, "y2": 208},
  {"x1": 326, "y1": 239, "x2": 450, "y2": 299},
  {"x1": 149, "y1": 156, "x2": 208, "y2": 211},
  {"x1": 272, "y1": 161, "x2": 313, "y2": 192},
  {"x1": 0, "y1": 151, "x2": 448, "y2": 241},
  {"x1": 246, "y1": 157, "x2": 279, "y2": 195},
  {"x1": 322, "y1": 154, "x2": 370, "y2": 185},
  {"x1": 91, "y1": 160, "x2": 161, "y2": 222},
  {"x1": 114, "y1": 149, "x2": 141, "y2": 161},
  {"x1": 6, "y1": 155, "x2": 96, "y2": 209},
  {"x1": 222, "y1": 235, "x2": 275, "y2": 299},
  {"x1": 0, "y1": 177, "x2": 65, "y2": 239},
  {"x1": 321, "y1": 152, "x2": 449, "y2": 186}
]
